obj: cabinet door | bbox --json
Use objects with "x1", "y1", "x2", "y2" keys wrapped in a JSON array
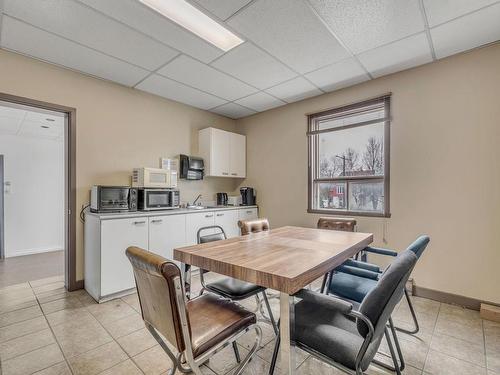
[
  {"x1": 214, "y1": 210, "x2": 239, "y2": 238},
  {"x1": 185, "y1": 211, "x2": 215, "y2": 245},
  {"x1": 149, "y1": 215, "x2": 186, "y2": 265},
  {"x1": 101, "y1": 218, "x2": 148, "y2": 296},
  {"x1": 230, "y1": 133, "x2": 246, "y2": 177},
  {"x1": 210, "y1": 129, "x2": 231, "y2": 177},
  {"x1": 239, "y1": 208, "x2": 258, "y2": 221}
]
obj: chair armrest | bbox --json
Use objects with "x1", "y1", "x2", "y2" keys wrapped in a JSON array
[
  {"x1": 335, "y1": 265, "x2": 380, "y2": 280},
  {"x1": 364, "y1": 246, "x2": 398, "y2": 257},
  {"x1": 343, "y1": 259, "x2": 381, "y2": 273},
  {"x1": 294, "y1": 289, "x2": 352, "y2": 315}
]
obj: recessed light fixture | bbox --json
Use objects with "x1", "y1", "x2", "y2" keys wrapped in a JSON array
[{"x1": 139, "y1": 0, "x2": 244, "y2": 52}]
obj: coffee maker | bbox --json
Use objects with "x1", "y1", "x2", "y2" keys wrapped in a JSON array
[
  {"x1": 216, "y1": 192, "x2": 228, "y2": 206},
  {"x1": 240, "y1": 187, "x2": 256, "y2": 206}
]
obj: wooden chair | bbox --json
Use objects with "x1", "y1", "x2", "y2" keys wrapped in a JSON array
[
  {"x1": 238, "y1": 218, "x2": 270, "y2": 235},
  {"x1": 126, "y1": 246, "x2": 262, "y2": 375},
  {"x1": 317, "y1": 217, "x2": 357, "y2": 293}
]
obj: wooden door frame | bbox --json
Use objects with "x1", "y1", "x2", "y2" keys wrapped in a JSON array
[{"x1": 0, "y1": 92, "x2": 80, "y2": 291}]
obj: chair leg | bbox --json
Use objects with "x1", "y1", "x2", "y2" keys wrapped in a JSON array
[
  {"x1": 269, "y1": 325, "x2": 280, "y2": 375},
  {"x1": 198, "y1": 287, "x2": 205, "y2": 297},
  {"x1": 320, "y1": 271, "x2": 333, "y2": 294},
  {"x1": 233, "y1": 325, "x2": 262, "y2": 375},
  {"x1": 389, "y1": 317, "x2": 405, "y2": 371},
  {"x1": 232, "y1": 341, "x2": 241, "y2": 363},
  {"x1": 261, "y1": 292, "x2": 279, "y2": 335},
  {"x1": 395, "y1": 289, "x2": 420, "y2": 334},
  {"x1": 373, "y1": 327, "x2": 403, "y2": 375}
]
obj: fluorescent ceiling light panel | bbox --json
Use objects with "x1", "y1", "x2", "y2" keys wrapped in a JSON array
[{"x1": 139, "y1": 0, "x2": 244, "y2": 51}]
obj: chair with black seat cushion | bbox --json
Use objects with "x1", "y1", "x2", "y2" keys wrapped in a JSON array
[
  {"x1": 328, "y1": 235, "x2": 430, "y2": 335},
  {"x1": 195, "y1": 226, "x2": 278, "y2": 362},
  {"x1": 125, "y1": 246, "x2": 262, "y2": 375},
  {"x1": 269, "y1": 250, "x2": 418, "y2": 375}
]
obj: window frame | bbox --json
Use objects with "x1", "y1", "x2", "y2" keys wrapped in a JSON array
[{"x1": 307, "y1": 95, "x2": 391, "y2": 218}]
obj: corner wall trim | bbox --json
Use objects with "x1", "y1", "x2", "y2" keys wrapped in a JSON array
[{"x1": 413, "y1": 285, "x2": 499, "y2": 311}]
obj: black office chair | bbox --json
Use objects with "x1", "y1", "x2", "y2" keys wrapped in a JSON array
[
  {"x1": 269, "y1": 250, "x2": 417, "y2": 375},
  {"x1": 191, "y1": 226, "x2": 278, "y2": 363}
]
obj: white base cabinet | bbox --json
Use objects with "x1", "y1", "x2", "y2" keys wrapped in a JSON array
[{"x1": 84, "y1": 207, "x2": 258, "y2": 302}]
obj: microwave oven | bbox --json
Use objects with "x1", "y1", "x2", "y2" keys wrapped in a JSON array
[
  {"x1": 138, "y1": 188, "x2": 180, "y2": 211},
  {"x1": 132, "y1": 167, "x2": 177, "y2": 188},
  {"x1": 90, "y1": 186, "x2": 138, "y2": 213}
]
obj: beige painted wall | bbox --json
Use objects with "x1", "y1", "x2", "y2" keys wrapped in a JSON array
[
  {"x1": 237, "y1": 43, "x2": 500, "y2": 304},
  {"x1": 0, "y1": 49, "x2": 239, "y2": 280}
]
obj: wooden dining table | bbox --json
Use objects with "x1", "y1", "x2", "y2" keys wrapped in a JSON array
[{"x1": 174, "y1": 226, "x2": 373, "y2": 375}]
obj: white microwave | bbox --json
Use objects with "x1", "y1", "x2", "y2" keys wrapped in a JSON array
[{"x1": 132, "y1": 167, "x2": 177, "y2": 188}]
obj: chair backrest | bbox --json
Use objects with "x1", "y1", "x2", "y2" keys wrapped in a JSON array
[
  {"x1": 126, "y1": 246, "x2": 188, "y2": 352},
  {"x1": 197, "y1": 225, "x2": 226, "y2": 244},
  {"x1": 238, "y1": 218, "x2": 270, "y2": 235},
  {"x1": 357, "y1": 250, "x2": 417, "y2": 339},
  {"x1": 406, "y1": 235, "x2": 430, "y2": 259},
  {"x1": 317, "y1": 217, "x2": 356, "y2": 232}
]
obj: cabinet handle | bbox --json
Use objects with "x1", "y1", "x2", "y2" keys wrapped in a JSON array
[
  {"x1": 246, "y1": 211, "x2": 252, "y2": 214},
  {"x1": 222, "y1": 172, "x2": 229, "y2": 176},
  {"x1": 151, "y1": 219, "x2": 162, "y2": 223},
  {"x1": 133, "y1": 221, "x2": 146, "y2": 225},
  {"x1": 205, "y1": 214, "x2": 213, "y2": 218},
  {"x1": 231, "y1": 173, "x2": 237, "y2": 176},
  {"x1": 216, "y1": 213, "x2": 224, "y2": 217}
]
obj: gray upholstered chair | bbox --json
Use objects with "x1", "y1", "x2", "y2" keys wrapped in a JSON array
[
  {"x1": 126, "y1": 246, "x2": 262, "y2": 375},
  {"x1": 269, "y1": 250, "x2": 418, "y2": 375},
  {"x1": 329, "y1": 236, "x2": 430, "y2": 334}
]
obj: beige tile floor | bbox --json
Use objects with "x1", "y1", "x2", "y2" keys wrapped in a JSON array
[{"x1": 0, "y1": 273, "x2": 499, "y2": 375}]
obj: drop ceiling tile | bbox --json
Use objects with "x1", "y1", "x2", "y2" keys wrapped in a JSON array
[
  {"x1": 0, "y1": 106, "x2": 26, "y2": 120},
  {"x1": 136, "y1": 74, "x2": 226, "y2": 110},
  {"x1": 79, "y1": 0, "x2": 223, "y2": 63},
  {"x1": 308, "y1": 0, "x2": 425, "y2": 54},
  {"x1": 431, "y1": 3, "x2": 500, "y2": 59},
  {"x1": 158, "y1": 55, "x2": 257, "y2": 101},
  {"x1": 211, "y1": 43, "x2": 297, "y2": 89},
  {"x1": 1, "y1": 16, "x2": 150, "y2": 87},
  {"x1": 0, "y1": 116, "x2": 23, "y2": 135},
  {"x1": 234, "y1": 92, "x2": 285, "y2": 112},
  {"x1": 423, "y1": 0, "x2": 499, "y2": 27},
  {"x1": 4, "y1": 0, "x2": 178, "y2": 70},
  {"x1": 227, "y1": 0, "x2": 350, "y2": 74},
  {"x1": 19, "y1": 120, "x2": 63, "y2": 138},
  {"x1": 357, "y1": 33, "x2": 432, "y2": 78},
  {"x1": 305, "y1": 58, "x2": 369, "y2": 92},
  {"x1": 265, "y1": 77, "x2": 322, "y2": 103},
  {"x1": 190, "y1": 0, "x2": 252, "y2": 21},
  {"x1": 210, "y1": 103, "x2": 256, "y2": 119}
]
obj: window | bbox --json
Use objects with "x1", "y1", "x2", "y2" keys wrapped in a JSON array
[{"x1": 308, "y1": 95, "x2": 391, "y2": 217}]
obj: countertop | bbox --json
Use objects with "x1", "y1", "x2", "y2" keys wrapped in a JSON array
[{"x1": 85, "y1": 205, "x2": 258, "y2": 220}]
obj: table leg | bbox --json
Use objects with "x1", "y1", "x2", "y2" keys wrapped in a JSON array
[{"x1": 279, "y1": 292, "x2": 296, "y2": 375}]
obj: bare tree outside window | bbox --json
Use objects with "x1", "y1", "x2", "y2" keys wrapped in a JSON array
[{"x1": 308, "y1": 96, "x2": 390, "y2": 217}]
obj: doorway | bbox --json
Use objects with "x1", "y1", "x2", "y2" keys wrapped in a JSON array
[{"x1": 0, "y1": 93, "x2": 77, "y2": 291}]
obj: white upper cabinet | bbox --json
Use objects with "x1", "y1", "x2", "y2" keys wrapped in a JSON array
[{"x1": 199, "y1": 127, "x2": 246, "y2": 178}]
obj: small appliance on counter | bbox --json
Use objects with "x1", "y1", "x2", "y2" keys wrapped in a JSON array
[
  {"x1": 240, "y1": 187, "x2": 256, "y2": 206},
  {"x1": 90, "y1": 186, "x2": 138, "y2": 213},
  {"x1": 132, "y1": 167, "x2": 177, "y2": 188},
  {"x1": 227, "y1": 195, "x2": 241, "y2": 206},
  {"x1": 138, "y1": 188, "x2": 180, "y2": 211},
  {"x1": 179, "y1": 154, "x2": 204, "y2": 180},
  {"x1": 216, "y1": 192, "x2": 228, "y2": 206}
]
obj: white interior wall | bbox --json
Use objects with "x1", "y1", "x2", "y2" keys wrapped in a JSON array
[{"x1": 0, "y1": 134, "x2": 64, "y2": 257}]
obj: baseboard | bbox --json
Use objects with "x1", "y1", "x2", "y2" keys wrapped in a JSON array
[
  {"x1": 413, "y1": 285, "x2": 499, "y2": 311},
  {"x1": 6, "y1": 247, "x2": 64, "y2": 258}
]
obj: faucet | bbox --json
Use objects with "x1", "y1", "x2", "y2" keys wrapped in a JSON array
[{"x1": 192, "y1": 194, "x2": 202, "y2": 206}]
